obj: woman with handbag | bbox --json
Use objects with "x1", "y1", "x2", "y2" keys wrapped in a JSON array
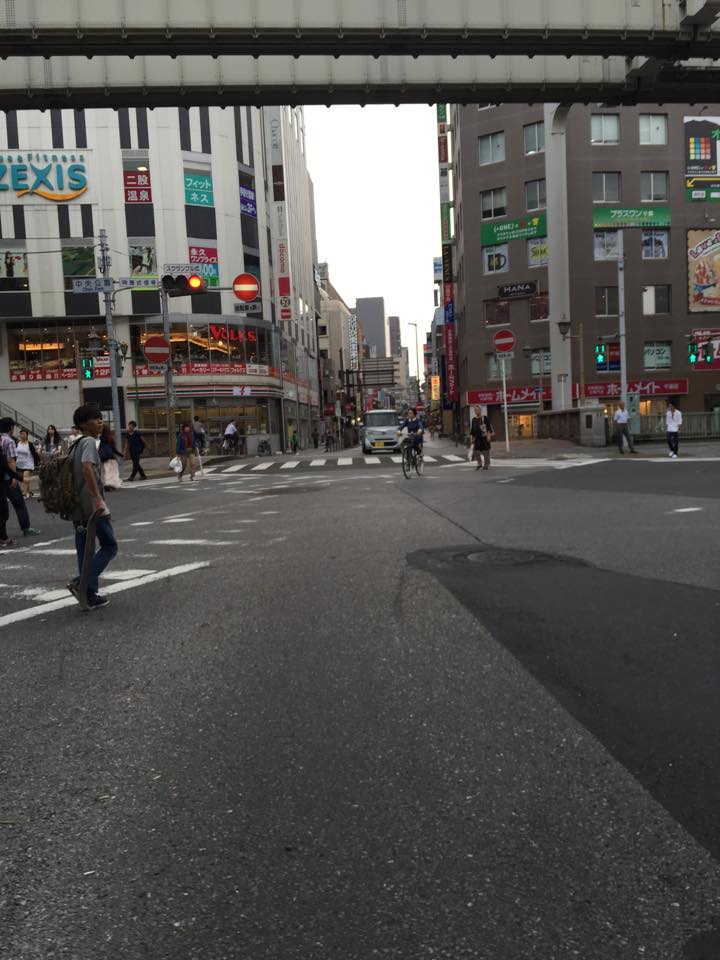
[
  {"x1": 98, "y1": 424, "x2": 123, "y2": 490},
  {"x1": 470, "y1": 406, "x2": 495, "y2": 471}
]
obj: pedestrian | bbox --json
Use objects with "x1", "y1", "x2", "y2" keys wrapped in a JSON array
[
  {"x1": 223, "y1": 419, "x2": 239, "y2": 454},
  {"x1": 98, "y1": 424, "x2": 123, "y2": 490},
  {"x1": 312, "y1": 428, "x2": 319, "y2": 449},
  {"x1": 613, "y1": 401, "x2": 637, "y2": 454},
  {"x1": 0, "y1": 416, "x2": 41, "y2": 537},
  {"x1": 68, "y1": 425, "x2": 82, "y2": 447},
  {"x1": 123, "y1": 420, "x2": 147, "y2": 480},
  {"x1": 1, "y1": 445, "x2": 22, "y2": 547},
  {"x1": 192, "y1": 415, "x2": 206, "y2": 454},
  {"x1": 470, "y1": 406, "x2": 494, "y2": 471},
  {"x1": 291, "y1": 429, "x2": 299, "y2": 454},
  {"x1": 15, "y1": 428, "x2": 38, "y2": 498},
  {"x1": 43, "y1": 424, "x2": 63, "y2": 460},
  {"x1": 176, "y1": 423, "x2": 198, "y2": 481},
  {"x1": 67, "y1": 403, "x2": 118, "y2": 608},
  {"x1": 666, "y1": 401, "x2": 683, "y2": 458}
]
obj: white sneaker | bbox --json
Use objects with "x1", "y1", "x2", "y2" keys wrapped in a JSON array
[
  {"x1": 671, "y1": 453, "x2": 678, "y2": 458},
  {"x1": 668, "y1": 451, "x2": 674, "y2": 457}
]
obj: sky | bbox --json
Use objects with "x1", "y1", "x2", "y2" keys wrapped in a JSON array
[{"x1": 303, "y1": 105, "x2": 440, "y2": 377}]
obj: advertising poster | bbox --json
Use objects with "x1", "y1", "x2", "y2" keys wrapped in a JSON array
[
  {"x1": 0, "y1": 248, "x2": 28, "y2": 280},
  {"x1": 61, "y1": 246, "x2": 95, "y2": 279},
  {"x1": 481, "y1": 213, "x2": 547, "y2": 246},
  {"x1": 687, "y1": 229, "x2": 720, "y2": 311},
  {"x1": 685, "y1": 116, "x2": 720, "y2": 201},
  {"x1": 527, "y1": 237, "x2": 548, "y2": 267},
  {"x1": 240, "y1": 185, "x2": 257, "y2": 217},
  {"x1": 189, "y1": 244, "x2": 219, "y2": 287},
  {"x1": 128, "y1": 243, "x2": 158, "y2": 290}
]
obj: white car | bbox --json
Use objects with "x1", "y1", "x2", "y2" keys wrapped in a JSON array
[{"x1": 360, "y1": 410, "x2": 403, "y2": 454}]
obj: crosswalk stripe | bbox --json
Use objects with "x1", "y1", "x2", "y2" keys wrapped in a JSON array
[
  {"x1": 310, "y1": 459, "x2": 327, "y2": 466},
  {"x1": 390, "y1": 456, "x2": 403, "y2": 464},
  {"x1": 251, "y1": 462, "x2": 273, "y2": 471},
  {"x1": 423, "y1": 456, "x2": 437, "y2": 463},
  {"x1": 280, "y1": 461, "x2": 301, "y2": 469},
  {"x1": 364, "y1": 457, "x2": 382, "y2": 464},
  {"x1": 442, "y1": 454, "x2": 464, "y2": 462},
  {"x1": 337, "y1": 457, "x2": 353, "y2": 466},
  {"x1": 222, "y1": 463, "x2": 247, "y2": 473}
]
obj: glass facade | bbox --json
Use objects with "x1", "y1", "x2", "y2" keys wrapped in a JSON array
[{"x1": 7, "y1": 318, "x2": 107, "y2": 381}]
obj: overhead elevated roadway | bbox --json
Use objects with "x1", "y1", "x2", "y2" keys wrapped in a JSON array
[{"x1": 0, "y1": 0, "x2": 720, "y2": 108}]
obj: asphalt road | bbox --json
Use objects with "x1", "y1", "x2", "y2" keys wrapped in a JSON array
[{"x1": 1, "y1": 454, "x2": 719, "y2": 959}]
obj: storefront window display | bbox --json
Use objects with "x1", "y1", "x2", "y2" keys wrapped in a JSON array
[
  {"x1": 0, "y1": 246, "x2": 29, "y2": 290},
  {"x1": 7, "y1": 319, "x2": 107, "y2": 382}
]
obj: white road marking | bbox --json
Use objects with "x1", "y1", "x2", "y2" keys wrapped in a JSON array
[
  {"x1": 162, "y1": 518, "x2": 194, "y2": 524},
  {"x1": 131, "y1": 521, "x2": 153, "y2": 527},
  {"x1": 337, "y1": 457, "x2": 353, "y2": 466},
  {"x1": 10, "y1": 586, "x2": 69, "y2": 602},
  {"x1": 0, "y1": 562, "x2": 211, "y2": 629},
  {"x1": 260, "y1": 511, "x2": 280, "y2": 515},
  {"x1": 310, "y1": 459, "x2": 327, "y2": 466},
  {"x1": 222, "y1": 464, "x2": 247, "y2": 473},
  {"x1": 442, "y1": 454, "x2": 464, "y2": 462},
  {"x1": 149, "y1": 539, "x2": 234, "y2": 546},
  {"x1": 423, "y1": 456, "x2": 438, "y2": 463},
  {"x1": 670, "y1": 507, "x2": 704, "y2": 514},
  {"x1": 31, "y1": 549, "x2": 76, "y2": 556},
  {"x1": 390, "y1": 456, "x2": 403, "y2": 464},
  {"x1": 364, "y1": 457, "x2": 382, "y2": 464},
  {"x1": 103, "y1": 568, "x2": 156, "y2": 580},
  {"x1": 281, "y1": 461, "x2": 301, "y2": 469},
  {"x1": 251, "y1": 462, "x2": 273, "y2": 471},
  {"x1": 235, "y1": 519, "x2": 258, "y2": 524}
]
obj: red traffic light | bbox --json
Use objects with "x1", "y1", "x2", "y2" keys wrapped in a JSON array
[
  {"x1": 188, "y1": 274, "x2": 203, "y2": 290},
  {"x1": 162, "y1": 273, "x2": 208, "y2": 297}
]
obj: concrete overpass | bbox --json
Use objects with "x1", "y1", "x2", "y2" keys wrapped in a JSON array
[{"x1": 1, "y1": 0, "x2": 720, "y2": 108}]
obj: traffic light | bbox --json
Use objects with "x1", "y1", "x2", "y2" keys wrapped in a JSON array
[
  {"x1": 594, "y1": 342, "x2": 607, "y2": 364},
  {"x1": 80, "y1": 357, "x2": 94, "y2": 381},
  {"x1": 688, "y1": 341, "x2": 699, "y2": 365},
  {"x1": 161, "y1": 274, "x2": 208, "y2": 297},
  {"x1": 703, "y1": 341, "x2": 715, "y2": 364}
]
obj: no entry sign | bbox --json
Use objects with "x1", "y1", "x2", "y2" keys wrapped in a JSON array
[
  {"x1": 142, "y1": 335, "x2": 171, "y2": 365},
  {"x1": 233, "y1": 273, "x2": 261, "y2": 302},
  {"x1": 493, "y1": 329, "x2": 516, "y2": 353}
]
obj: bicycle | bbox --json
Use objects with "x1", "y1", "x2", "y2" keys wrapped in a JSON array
[{"x1": 400, "y1": 436, "x2": 424, "y2": 479}]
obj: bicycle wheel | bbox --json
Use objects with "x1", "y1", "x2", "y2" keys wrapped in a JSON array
[
  {"x1": 401, "y1": 446, "x2": 412, "y2": 479},
  {"x1": 414, "y1": 448, "x2": 424, "y2": 476}
]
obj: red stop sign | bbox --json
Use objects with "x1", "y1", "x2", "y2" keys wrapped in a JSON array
[
  {"x1": 233, "y1": 273, "x2": 261, "y2": 302},
  {"x1": 142, "y1": 335, "x2": 171, "y2": 365},
  {"x1": 493, "y1": 329, "x2": 516, "y2": 353}
]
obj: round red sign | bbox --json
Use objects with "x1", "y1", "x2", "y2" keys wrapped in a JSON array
[
  {"x1": 142, "y1": 335, "x2": 171, "y2": 365},
  {"x1": 493, "y1": 329, "x2": 516, "y2": 353},
  {"x1": 232, "y1": 273, "x2": 261, "y2": 302}
]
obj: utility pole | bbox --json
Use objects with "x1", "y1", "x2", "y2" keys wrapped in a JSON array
[
  {"x1": 617, "y1": 229, "x2": 628, "y2": 404},
  {"x1": 159, "y1": 283, "x2": 176, "y2": 456},
  {"x1": 98, "y1": 229, "x2": 122, "y2": 437}
]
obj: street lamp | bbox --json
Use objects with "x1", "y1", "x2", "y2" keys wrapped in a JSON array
[{"x1": 557, "y1": 315, "x2": 585, "y2": 406}]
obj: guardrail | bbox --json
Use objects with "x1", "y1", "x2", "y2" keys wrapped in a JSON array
[{"x1": 639, "y1": 412, "x2": 720, "y2": 439}]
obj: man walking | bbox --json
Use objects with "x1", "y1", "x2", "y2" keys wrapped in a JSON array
[
  {"x1": 613, "y1": 401, "x2": 637, "y2": 454},
  {"x1": 123, "y1": 420, "x2": 147, "y2": 480},
  {"x1": 0, "y1": 416, "x2": 40, "y2": 537},
  {"x1": 67, "y1": 403, "x2": 118, "y2": 608},
  {"x1": 470, "y1": 406, "x2": 494, "y2": 471},
  {"x1": 176, "y1": 423, "x2": 198, "y2": 480},
  {"x1": 666, "y1": 401, "x2": 683, "y2": 458}
]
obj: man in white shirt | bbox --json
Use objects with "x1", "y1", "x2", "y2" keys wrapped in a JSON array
[
  {"x1": 666, "y1": 402, "x2": 683, "y2": 458},
  {"x1": 613, "y1": 401, "x2": 637, "y2": 454},
  {"x1": 223, "y1": 419, "x2": 239, "y2": 454}
]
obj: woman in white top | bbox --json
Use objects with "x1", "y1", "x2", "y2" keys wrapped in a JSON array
[{"x1": 15, "y1": 429, "x2": 37, "y2": 498}]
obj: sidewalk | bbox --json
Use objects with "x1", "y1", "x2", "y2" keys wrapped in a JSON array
[{"x1": 428, "y1": 434, "x2": 720, "y2": 461}]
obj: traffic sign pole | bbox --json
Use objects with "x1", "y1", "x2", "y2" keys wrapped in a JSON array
[
  {"x1": 98, "y1": 228, "x2": 123, "y2": 438},
  {"x1": 159, "y1": 284, "x2": 176, "y2": 455},
  {"x1": 501, "y1": 355, "x2": 510, "y2": 453}
]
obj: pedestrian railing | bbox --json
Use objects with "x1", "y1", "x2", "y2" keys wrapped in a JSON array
[
  {"x1": 0, "y1": 399, "x2": 47, "y2": 443},
  {"x1": 639, "y1": 412, "x2": 720, "y2": 439}
]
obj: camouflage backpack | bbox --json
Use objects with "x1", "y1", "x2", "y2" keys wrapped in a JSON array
[{"x1": 38, "y1": 444, "x2": 81, "y2": 520}]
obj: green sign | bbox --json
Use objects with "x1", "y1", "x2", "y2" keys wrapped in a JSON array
[
  {"x1": 481, "y1": 213, "x2": 547, "y2": 246},
  {"x1": 592, "y1": 206, "x2": 671, "y2": 228},
  {"x1": 440, "y1": 202, "x2": 452, "y2": 243},
  {"x1": 437, "y1": 104, "x2": 447, "y2": 123},
  {"x1": 184, "y1": 171, "x2": 214, "y2": 207}
]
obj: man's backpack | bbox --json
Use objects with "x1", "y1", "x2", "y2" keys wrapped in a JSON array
[{"x1": 38, "y1": 445, "x2": 80, "y2": 520}]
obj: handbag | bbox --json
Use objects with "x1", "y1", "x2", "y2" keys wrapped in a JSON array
[
  {"x1": 168, "y1": 455, "x2": 182, "y2": 473},
  {"x1": 102, "y1": 458, "x2": 122, "y2": 489}
]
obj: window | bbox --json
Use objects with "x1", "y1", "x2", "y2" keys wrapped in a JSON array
[
  {"x1": 530, "y1": 350, "x2": 551, "y2": 375},
  {"x1": 594, "y1": 230, "x2": 619, "y2": 260},
  {"x1": 479, "y1": 131, "x2": 505, "y2": 165},
  {"x1": 523, "y1": 121, "x2": 544, "y2": 155},
  {"x1": 525, "y1": 179, "x2": 546, "y2": 211},
  {"x1": 61, "y1": 245, "x2": 95, "y2": 291},
  {"x1": 482, "y1": 244, "x2": 509, "y2": 274},
  {"x1": 481, "y1": 187, "x2": 507, "y2": 220},
  {"x1": 591, "y1": 114, "x2": 620, "y2": 145},
  {"x1": 643, "y1": 341, "x2": 672, "y2": 370},
  {"x1": 643, "y1": 285, "x2": 671, "y2": 315},
  {"x1": 484, "y1": 299, "x2": 510, "y2": 326},
  {"x1": 595, "y1": 286, "x2": 619, "y2": 316},
  {"x1": 527, "y1": 237, "x2": 548, "y2": 267},
  {"x1": 639, "y1": 114, "x2": 667, "y2": 145},
  {"x1": 0, "y1": 245, "x2": 29, "y2": 291},
  {"x1": 640, "y1": 171, "x2": 668, "y2": 201},
  {"x1": 529, "y1": 294, "x2": 549, "y2": 322},
  {"x1": 486, "y1": 353, "x2": 512, "y2": 380},
  {"x1": 641, "y1": 229, "x2": 669, "y2": 260},
  {"x1": 592, "y1": 172, "x2": 621, "y2": 203},
  {"x1": 317, "y1": 324, "x2": 328, "y2": 336},
  {"x1": 7, "y1": 319, "x2": 90, "y2": 381}
]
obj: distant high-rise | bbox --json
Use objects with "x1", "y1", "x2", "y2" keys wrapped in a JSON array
[
  {"x1": 354, "y1": 297, "x2": 387, "y2": 358},
  {"x1": 387, "y1": 315, "x2": 402, "y2": 357}
]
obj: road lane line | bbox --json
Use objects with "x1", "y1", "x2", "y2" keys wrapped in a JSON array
[
  {"x1": 29, "y1": 548, "x2": 76, "y2": 556},
  {"x1": 442, "y1": 454, "x2": 464, "y2": 462},
  {"x1": 0, "y1": 562, "x2": 211, "y2": 629},
  {"x1": 423, "y1": 456, "x2": 438, "y2": 463},
  {"x1": 162, "y1": 518, "x2": 194, "y2": 524},
  {"x1": 670, "y1": 507, "x2": 704, "y2": 513},
  {"x1": 390, "y1": 456, "x2": 403, "y2": 464},
  {"x1": 103, "y1": 569, "x2": 156, "y2": 580},
  {"x1": 149, "y1": 539, "x2": 235, "y2": 546},
  {"x1": 131, "y1": 521, "x2": 154, "y2": 527}
]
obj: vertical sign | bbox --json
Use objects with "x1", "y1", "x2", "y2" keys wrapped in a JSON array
[
  {"x1": 264, "y1": 107, "x2": 293, "y2": 324},
  {"x1": 444, "y1": 325, "x2": 457, "y2": 402},
  {"x1": 438, "y1": 103, "x2": 457, "y2": 402}
]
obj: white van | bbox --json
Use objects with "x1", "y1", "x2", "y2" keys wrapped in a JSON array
[{"x1": 360, "y1": 409, "x2": 402, "y2": 454}]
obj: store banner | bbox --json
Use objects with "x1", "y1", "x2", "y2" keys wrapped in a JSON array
[
  {"x1": 0, "y1": 150, "x2": 90, "y2": 203},
  {"x1": 189, "y1": 244, "x2": 219, "y2": 287},
  {"x1": 592, "y1": 207, "x2": 671, "y2": 229},
  {"x1": 685, "y1": 116, "x2": 720, "y2": 201},
  {"x1": 440, "y1": 202, "x2": 452, "y2": 243},
  {"x1": 437, "y1": 104, "x2": 447, "y2": 123},
  {"x1": 431, "y1": 375, "x2": 440, "y2": 401},
  {"x1": 240, "y1": 185, "x2": 257, "y2": 216},
  {"x1": 481, "y1": 213, "x2": 547, "y2": 245},
  {"x1": 124, "y1": 170, "x2": 152, "y2": 203},
  {"x1": 433, "y1": 257, "x2": 443, "y2": 283},
  {"x1": 467, "y1": 379, "x2": 689, "y2": 405},
  {"x1": 688, "y1": 229, "x2": 720, "y2": 311},
  {"x1": 444, "y1": 325, "x2": 457, "y2": 402},
  {"x1": 184, "y1": 171, "x2": 214, "y2": 206},
  {"x1": 0, "y1": 248, "x2": 28, "y2": 280},
  {"x1": 442, "y1": 244, "x2": 453, "y2": 284}
]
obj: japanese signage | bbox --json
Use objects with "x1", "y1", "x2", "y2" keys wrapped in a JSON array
[
  {"x1": 433, "y1": 257, "x2": 442, "y2": 283},
  {"x1": 11, "y1": 356, "x2": 111, "y2": 383},
  {"x1": 498, "y1": 281, "x2": 536, "y2": 300},
  {"x1": 444, "y1": 324, "x2": 457, "y2": 402},
  {"x1": 348, "y1": 313, "x2": 359, "y2": 371},
  {"x1": 592, "y1": 207, "x2": 671, "y2": 229},
  {"x1": 440, "y1": 202, "x2": 452, "y2": 243},
  {"x1": 133, "y1": 362, "x2": 277, "y2": 379},
  {"x1": 528, "y1": 237, "x2": 548, "y2": 268},
  {"x1": 688, "y1": 229, "x2": 720, "y2": 311},
  {"x1": 467, "y1": 378, "x2": 688, "y2": 405},
  {"x1": 184, "y1": 171, "x2": 214, "y2": 206},
  {"x1": 264, "y1": 107, "x2": 293, "y2": 325},
  {"x1": 691, "y1": 327, "x2": 720, "y2": 369},
  {"x1": 481, "y1": 213, "x2": 547, "y2": 246},
  {"x1": 431, "y1": 375, "x2": 440, "y2": 401},
  {"x1": 240, "y1": 185, "x2": 257, "y2": 217},
  {"x1": 0, "y1": 151, "x2": 88, "y2": 202},
  {"x1": 436, "y1": 104, "x2": 447, "y2": 123},
  {"x1": 442, "y1": 244, "x2": 453, "y2": 284},
  {"x1": 124, "y1": 169, "x2": 152, "y2": 203},
  {"x1": 685, "y1": 116, "x2": 720, "y2": 201},
  {"x1": 188, "y1": 244, "x2": 219, "y2": 287}
]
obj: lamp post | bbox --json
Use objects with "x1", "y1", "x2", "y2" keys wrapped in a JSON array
[{"x1": 557, "y1": 316, "x2": 585, "y2": 406}]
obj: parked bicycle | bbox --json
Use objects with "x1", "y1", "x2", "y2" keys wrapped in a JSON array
[{"x1": 400, "y1": 436, "x2": 424, "y2": 479}]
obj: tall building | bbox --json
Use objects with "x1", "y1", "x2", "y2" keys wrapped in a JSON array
[
  {"x1": 317, "y1": 262, "x2": 356, "y2": 426},
  {"x1": 451, "y1": 102, "x2": 720, "y2": 439},
  {"x1": 0, "y1": 104, "x2": 320, "y2": 451},
  {"x1": 387, "y1": 315, "x2": 402, "y2": 357},
  {"x1": 354, "y1": 297, "x2": 387, "y2": 358}
]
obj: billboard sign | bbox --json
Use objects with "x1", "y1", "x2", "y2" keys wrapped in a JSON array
[
  {"x1": 0, "y1": 151, "x2": 89, "y2": 202},
  {"x1": 444, "y1": 324, "x2": 457, "y2": 402},
  {"x1": 184, "y1": 171, "x2": 214, "y2": 206},
  {"x1": 685, "y1": 116, "x2": 720, "y2": 201},
  {"x1": 688, "y1": 229, "x2": 720, "y2": 311},
  {"x1": 124, "y1": 169, "x2": 152, "y2": 203},
  {"x1": 481, "y1": 213, "x2": 546, "y2": 246},
  {"x1": 592, "y1": 207, "x2": 671, "y2": 229}
]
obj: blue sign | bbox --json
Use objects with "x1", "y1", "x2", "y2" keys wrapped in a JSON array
[
  {"x1": 0, "y1": 152, "x2": 88, "y2": 201},
  {"x1": 240, "y1": 185, "x2": 257, "y2": 217},
  {"x1": 444, "y1": 301, "x2": 455, "y2": 324}
]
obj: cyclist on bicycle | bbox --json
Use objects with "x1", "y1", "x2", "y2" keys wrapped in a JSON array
[
  {"x1": 223, "y1": 419, "x2": 239, "y2": 454},
  {"x1": 398, "y1": 408, "x2": 424, "y2": 453}
]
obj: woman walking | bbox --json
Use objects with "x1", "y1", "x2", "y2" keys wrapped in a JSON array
[
  {"x1": 98, "y1": 424, "x2": 124, "y2": 490},
  {"x1": 15, "y1": 428, "x2": 38, "y2": 498},
  {"x1": 1, "y1": 445, "x2": 21, "y2": 547},
  {"x1": 44, "y1": 424, "x2": 63, "y2": 460}
]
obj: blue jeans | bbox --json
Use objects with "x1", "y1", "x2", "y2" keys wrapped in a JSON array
[
  {"x1": 3, "y1": 477, "x2": 30, "y2": 531},
  {"x1": 74, "y1": 515, "x2": 118, "y2": 595}
]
